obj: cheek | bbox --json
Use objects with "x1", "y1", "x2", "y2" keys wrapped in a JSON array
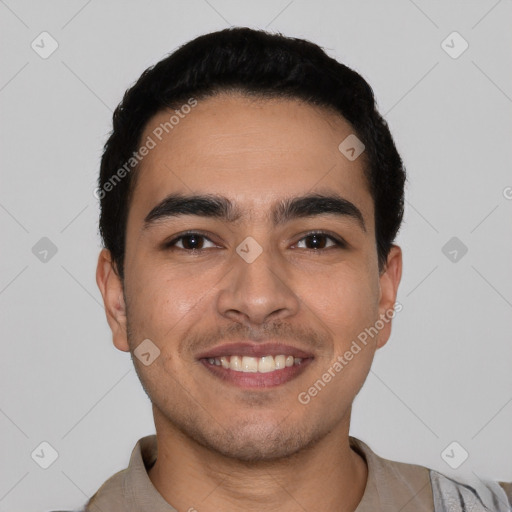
[
  {"x1": 308, "y1": 264, "x2": 380, "y2": 337},
  {"x1": 126, "y1": 265, "x2": 203, "y2": 336}
]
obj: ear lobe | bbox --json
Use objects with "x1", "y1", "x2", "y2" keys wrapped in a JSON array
[
  {"x1": 96, "y1": 249, "x2": 130, "y2": 352},
  {"x1": 376, "y1": 245, "x2": 403, "y2": 349}
]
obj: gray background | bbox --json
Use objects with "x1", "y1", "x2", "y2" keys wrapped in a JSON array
[{"x1": 1, "y1": 1, "x2": 511, "y2": 510}]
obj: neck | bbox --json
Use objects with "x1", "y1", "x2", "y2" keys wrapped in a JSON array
[{"x1": 148, "y1": 412, "x2": 368, "y2": 512}]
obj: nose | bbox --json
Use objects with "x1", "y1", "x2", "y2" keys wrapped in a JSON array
[{"x1": 216, "y1": 241, "x2": 301, "y2": 328}]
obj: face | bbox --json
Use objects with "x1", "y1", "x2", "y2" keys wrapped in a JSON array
[{"x1": 97, "y1": 93, "x2": 402, "y2": 462}]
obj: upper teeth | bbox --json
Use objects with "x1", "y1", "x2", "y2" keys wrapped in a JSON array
[{"x1": 206, "y1": 355, "x2": 303, "y2": 373}]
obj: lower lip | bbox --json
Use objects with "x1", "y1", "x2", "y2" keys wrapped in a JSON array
[{"x1": 199, "y1": 358, "x2": 313, "y2": 388}]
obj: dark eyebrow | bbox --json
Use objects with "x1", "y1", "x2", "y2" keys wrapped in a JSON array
[
  {"x1": 144, "y1": 194, "x2": 242, "y2": 226},
  {"x1": 143, "y1": 192, "x2": 366, "y2": 232},
  {"x1": 274, "y1": 193, "x2": 366, "y2": 231}
]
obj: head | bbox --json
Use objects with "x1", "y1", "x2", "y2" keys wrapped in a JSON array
[{"x1": 96, "y1": 27, "x2": 405, "y2": 462}]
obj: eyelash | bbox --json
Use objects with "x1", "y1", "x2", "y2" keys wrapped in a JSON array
[{"x1": 163, "y1": 230, "x2": 347, "y2": 252}]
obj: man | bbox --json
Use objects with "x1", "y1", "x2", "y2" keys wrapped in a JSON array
[{"x1": 88, "y1": 27, "x2": 511, "y2": 511}]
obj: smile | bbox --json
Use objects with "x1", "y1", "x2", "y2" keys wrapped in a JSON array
[
  {"x1": 200, "y1": 354, "x2": 313, "y2": 388},
  {"x1": 205, "y1": 354, "x2": 304, "y2": 373}
]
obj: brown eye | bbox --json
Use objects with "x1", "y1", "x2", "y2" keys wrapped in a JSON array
[
  {"x1": 165, "y1": 232, "x2": 216, "y2": 251},
  {"x1": 295, "y1": 232, "x2": 345, "y2": 250},
  {"x1": 182, "y1": 234, "x2": 204, "y2": 250}
]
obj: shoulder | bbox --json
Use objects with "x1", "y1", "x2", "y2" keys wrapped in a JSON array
[
  {"x1": 350, "y1": 437, "x2": 511, "y2": 511},
  {"x1": 429, "y1": 469, "x2": 512, "y2": 512},
  {"x1": 83, "y1": 467, "x2": 129, "y2": 510},
  {"x1": 81, "y1": 435, "x2": 158, "y2": 510},
  {"x1": 349, "y1": 436, "x2": 434, "y2": 510}
]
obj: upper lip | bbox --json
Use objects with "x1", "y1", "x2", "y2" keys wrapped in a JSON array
[{"x1": 196, "y1": 342, "x2": 315, "y2": 360}]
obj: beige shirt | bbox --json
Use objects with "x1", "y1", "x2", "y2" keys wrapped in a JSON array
[{"x1": 84, "y1": 435, "x2": 511, "y2": 511}]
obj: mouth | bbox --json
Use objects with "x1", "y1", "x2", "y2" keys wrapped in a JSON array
[{"x1": 197, "y1": 343, "x2": 314, "y2": 388}]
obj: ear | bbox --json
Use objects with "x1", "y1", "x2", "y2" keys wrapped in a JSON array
[
  {"x1": 96, "y1": 249, "x2": 130, "y2": 352},
  {"x1": 376, "y1": 245, "x2": 402, "y2": 349}
]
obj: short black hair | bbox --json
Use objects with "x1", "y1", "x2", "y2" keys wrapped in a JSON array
[{"x1": 98, "y1": 27, "x2": 406, "y2": 279}]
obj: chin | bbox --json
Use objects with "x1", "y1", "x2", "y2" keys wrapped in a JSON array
[{"x1": 193, "y1": 420, "x2": 324, "y2": 463}]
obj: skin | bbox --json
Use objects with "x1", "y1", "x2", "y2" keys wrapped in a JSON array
[{"x1": 96, "y1": 92, "x2": 402, "y2": 512}]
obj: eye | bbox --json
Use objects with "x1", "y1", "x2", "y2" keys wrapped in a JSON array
[
  {"x1": 164, "y1": 232, "x2": 218, "y2": 251},
  {"x1": 163, "y1": 230, "x2": 346, "y2": 253},
  {"x1": 295, "y1": 232, "x2": 346, "y2": 250}
]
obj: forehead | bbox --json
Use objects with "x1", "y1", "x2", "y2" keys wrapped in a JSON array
[{"x1": 128, "y1": 93, "x2": 373, "y2": 229}]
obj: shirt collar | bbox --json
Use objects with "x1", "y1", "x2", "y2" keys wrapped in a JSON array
[{"x1": 118, "y1": 434, "x2": 433, "y2": 511}]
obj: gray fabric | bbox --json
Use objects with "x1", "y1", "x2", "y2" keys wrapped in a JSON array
[{"x1": 430, "y1": 470, "x2": 511, "y2": 512}]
